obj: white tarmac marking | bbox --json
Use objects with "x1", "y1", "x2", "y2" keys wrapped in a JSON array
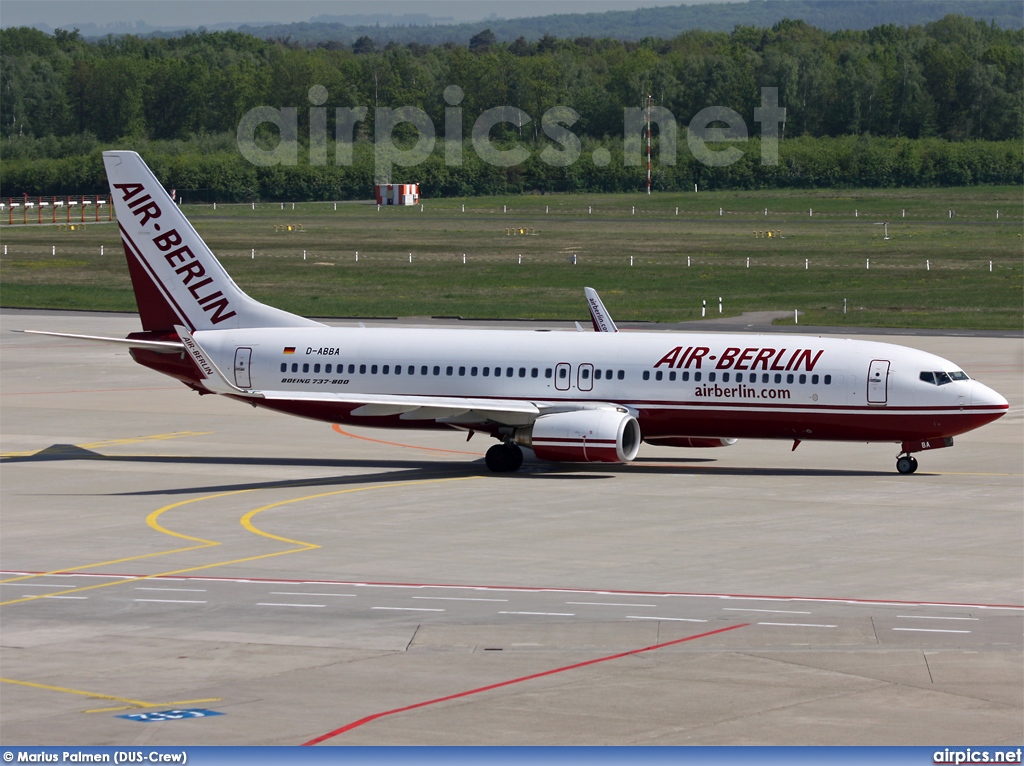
[
  {"x1": 896, "y1": 615, "x2": 978, "y2": 621},
  {"x1": 724, "y1": 608, "x2": 812, "y2": 614},
  {"x1": 134, "y1": 599, "x2": 207, "y2": 604},
  {"x1": 500, "y1": 611, "x2": 575, "y2": 617},
  {"x1": 42, "y1": 596, "x2": 88, "y2": 600},
  {"x1": 270, "y1": 592, "x2": 356, "y2": 597},
  {"x1": 372, "y1": 607, "x2": 445, "y2": 612},
  {"x1": 758, "y1": 622, "x2": 837, "y2": 628},
  {"x1": 626, "y1": 616, "x2": 707, "y2": 622},
  {"x1": 412, "y1": 596, "x2": 508, "y2": 602},
  {"x1": 135, "y1": 587, "x2": 207, "y2": 592},
  {"x1": 567, "y1": 602, "x2": 658, "y2": 608},
  {"x1": 892, "y1": 628, "x2": 971, "y2": 634},
  {"x1": 257, "y1": 602, "x2": 326, "y2": 608},
  {"x1": 1, "y1": 583, "x2": 68, "y2": 588}
]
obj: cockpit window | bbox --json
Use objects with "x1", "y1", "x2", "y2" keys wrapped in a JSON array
[{"x1": 920, "y1": 370, "x2": 969, "y2": 386}]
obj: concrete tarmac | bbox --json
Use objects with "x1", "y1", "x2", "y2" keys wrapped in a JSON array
[{"x1": 1, "y1": 310, "x2": 1021, "y2": 746}]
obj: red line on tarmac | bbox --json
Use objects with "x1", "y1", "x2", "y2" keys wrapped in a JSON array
[
  {"x1": 300, "y1": 622, "x2": 749, "y2": 745},
  {"x1": 5, "y1": 571, "x2": 1021, "y2": 611}
]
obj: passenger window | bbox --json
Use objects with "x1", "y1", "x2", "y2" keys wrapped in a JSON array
[
  {"x1": 291, "y1": 363, "x2": 298, "y2": 372},
  {"x1": 506, "y1": 367, "x2": 513, "y2": 377},
  {"x1": 722, "y1": 372, "x2": 730, "y2": 383},
  {"x1": 472, "y1": 367, "x2": 479, "y2": 376},
  {"x1": 545, "y1": 368, "x2": 553, "y2": 378},
  {"x1": 682, "y1": 371, "x2": 690, "y2": 382},
  {"x1": 447, "y1": 366, "x2": 454, "y2": 376},
  {"x1": 302, "y1": 363, "x2": 309, "y2": 373},
  {"x1": 583, "y1": 368, "x2": 591, "y2": 379},
  {"x1": 824, "y1": 374, "x2": 832, "y2": 384},
  {"x1": 617, "y1": 370, "x2": 624, "y2": 380},
  {"x1": 774, "y1": 373, "x2": 781, "y2": 384},
  {"x1": 531, "y1": 368, "x2": 539, "y2": 378},
  {"x1": 383, "y1": 365, "x2": 389, "y2": 375},
  {"x1": 493, "y1": 367, "x2": 500, "y2": 377},
  {"x1": 655, "y1": 370, "x2": 662, "y2": 381},
  {"x1": 519, "y1": 367, "x2": 527, "y2": 378},
  {"x1": 371, "y1": 365, "x2": 378, "y2": 374},
  {"x1": 595, "y1": 369, "x2": 602, "y2": 380},
  {"x1": 709, "y1": 372, "x2": 716, "y2": 382},
  {"x1": 558, "y1": 367, "x2": 567, "y2": 379},
  {"x1": 695, "y1": 371, "x2": 702, "y2": 382},
  {"x1": 735, "y1": 373, "x2": 742, "y2": 382},
  {"x1": 433, "y1": 366, "x2": 440, "y2": 375},
  {"x1": 811, "y1": 374, "x2": 819, "y2": 384},
  {"x1": 359, "y1": 364, "x2": 366, "y2": 374},
  {"x1": 326, "y1": 364, "x2": 332, "y2": 374},
  {"x1": 762, "y1": 373, "x2": 769, "y2": 384},
  {"x1": 280, "y1": 363, "x2": 287, "y2": 372},
  {"x1": 482, "y1": 367, "x2": 489, "y2": 377},
  {"x1": 643, "y1": 371, "x2": 651, "y2": 380},
  {"x1": 669, "y1": 371, "x2": 676, "y2": 381},
  {"x1": 786, "y1": 374, "x2": 794, "y2": 384},
  {"x1": 314, "y1": 363, "x2": 321, "y2": 373},
  {"x1": 799, "y1": 374, "x2": 806, "y2": 384},
  {"x1": 459, "y1": 366, "x2": 466, "y2": 376}
]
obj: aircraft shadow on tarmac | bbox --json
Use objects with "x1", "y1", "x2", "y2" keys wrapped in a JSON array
[{"x1": 3, "y1": 443, "x2": 893, "y2": 497}]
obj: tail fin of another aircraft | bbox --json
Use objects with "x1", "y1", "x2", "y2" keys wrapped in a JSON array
[{"x1": 104, "y1": 151, "x2": 321, "y2": 332}]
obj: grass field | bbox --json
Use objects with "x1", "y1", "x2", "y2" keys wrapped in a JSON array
[{"x1": 1, "y1": 186, "x2": 1021, "y2": 330}]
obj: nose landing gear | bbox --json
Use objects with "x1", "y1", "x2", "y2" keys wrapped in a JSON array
[{"x1": 896, "y1": 454, "x2": 919, "y2": 474}]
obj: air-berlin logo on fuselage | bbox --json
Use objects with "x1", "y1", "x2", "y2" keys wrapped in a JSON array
[
  {"x1": 114, "y1": 182, "x2": 237, "y2": 325},
  {"x1": 654, "y1": 345, "x2": 824, "y2": 371}
]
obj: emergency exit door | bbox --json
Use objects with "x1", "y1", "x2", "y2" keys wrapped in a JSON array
[
  {"x1": 867, "y1": 359, "x2": 889, "y2": 404},
  {"x1": 234, "y1": 347, "x2": 252, "y2": 388}
]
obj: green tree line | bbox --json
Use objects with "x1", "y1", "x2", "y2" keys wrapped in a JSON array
[
  {"x1": 2, "y1": 134, "x2": 1020, "y2": 201},
  {"x1": 1, "y1": 16, "x2": 1021, "y2": 199}
]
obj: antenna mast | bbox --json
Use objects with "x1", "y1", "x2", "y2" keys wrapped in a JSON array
[{"x1": 646, "y1": 94, "x2": 652, "y2": 195}]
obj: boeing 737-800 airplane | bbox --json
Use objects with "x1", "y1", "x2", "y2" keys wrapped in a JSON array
[{"x1": 21, "y1": 152, "x2": 1009, "y2": 473}]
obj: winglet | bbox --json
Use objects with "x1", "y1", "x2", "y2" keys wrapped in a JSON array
[
  {"x1": 174, "y1": 325, "x2": 257, "y2": 397},
  {"x1": 584, "y1": 287, "x2": 618, "y2": 332}
]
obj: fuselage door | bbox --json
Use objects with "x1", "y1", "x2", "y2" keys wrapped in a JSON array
[
  {"x1": 867, "y1": 359, "x2": 889, "y2": 405},
  {"x1": 234, "y1": 347, "x2": 252, "y2": 389},
  {"x1": 577, "y1": 363, "x2": 594, "y2": 392},
  {"x1": 555, "y1": 362, "x2": 571, "y2": 391}
]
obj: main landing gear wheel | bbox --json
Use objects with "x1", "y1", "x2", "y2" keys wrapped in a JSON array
[
  {"x1": 896, "y1": 455, "x2": 919, "y2": 474},
  {"x1": 485, "y1": 442, "x2": 524, "y2": 473}
]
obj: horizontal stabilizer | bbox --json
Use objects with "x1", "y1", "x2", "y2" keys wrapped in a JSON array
[{"x1": 14, "y1": 330, "x2": 184, "y2": 353}]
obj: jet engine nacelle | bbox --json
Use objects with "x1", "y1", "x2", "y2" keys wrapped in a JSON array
[
  {"x1": 516, "y1": 410, "x2": 641, "y2": 464},
  {"x1": 644, "y1": 437, "x2": 738, "y2": 448}
]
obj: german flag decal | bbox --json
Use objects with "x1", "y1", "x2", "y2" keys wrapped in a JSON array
[{"x1": 283, "y1": 347, "x2": 296, "y2": 355}]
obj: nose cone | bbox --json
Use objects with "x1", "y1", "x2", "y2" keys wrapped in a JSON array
[{"x1": 971, "y1": 381, "x2": 1009, "y2": 411}]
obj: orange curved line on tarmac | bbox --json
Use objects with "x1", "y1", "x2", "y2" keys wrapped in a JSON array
[{"x1": 331, "y1": 424, "x2": 483, "y2": 457}]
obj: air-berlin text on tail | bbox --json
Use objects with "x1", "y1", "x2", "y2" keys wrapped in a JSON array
[
  {"x1": 113, "y1": 182, "x2": 236, "y2": 325},
  {"x1": 654, "y1": 345, "x2": 825, "y2": 371}
]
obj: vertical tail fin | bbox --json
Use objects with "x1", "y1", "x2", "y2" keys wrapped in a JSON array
[{"x1": 104, "y1": 151, "x2": 321, "y2": 332}]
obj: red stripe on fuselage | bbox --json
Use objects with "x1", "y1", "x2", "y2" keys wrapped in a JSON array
[{"x1": 238, "y1": 397, "x2": 1005, "y2": 444}]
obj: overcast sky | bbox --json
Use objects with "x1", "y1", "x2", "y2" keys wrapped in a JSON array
[{"x1": 1, "y1": 0, "x2": 739, "y2": 30}]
